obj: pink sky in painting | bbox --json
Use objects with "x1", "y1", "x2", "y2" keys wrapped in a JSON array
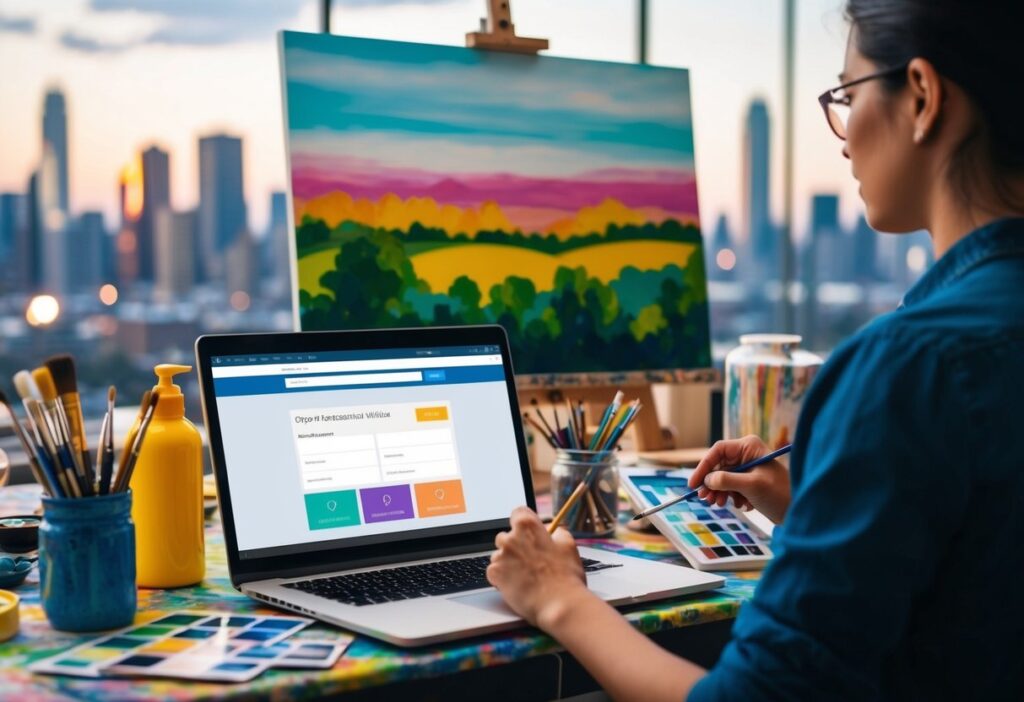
[{"x1": 291, "y1": 153, "x2": 700, "y2": 220}]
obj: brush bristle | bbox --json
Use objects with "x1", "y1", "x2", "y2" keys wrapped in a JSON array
[
  {"x1": 108, "y1": 386, "x2": 116, "y2": 403},
  {"x1": 12, "y1": 371, "x2": 37, "y2": 402},
  {"x1": 45, "y1": 355, "x2": 78, "y2": 395},
  {"x1": 0, "y1": 389, "x2": 9, "y2": 408},
  {"x1": 32, "y1": 368, "x2": 58, "y2": 401}
]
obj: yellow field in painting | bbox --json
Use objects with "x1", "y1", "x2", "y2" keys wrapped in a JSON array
[{"x1": 299, "y1": 241, "x2": 697, "y2": 297}]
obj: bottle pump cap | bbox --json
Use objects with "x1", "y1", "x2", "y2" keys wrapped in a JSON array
[{"x1": 152, "y1": 364, "x2": 191, "y2": 419}]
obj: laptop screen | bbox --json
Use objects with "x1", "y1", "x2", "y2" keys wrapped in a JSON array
[{"x1": 209, "y1": 343, "x2": 528, "y2": 560}]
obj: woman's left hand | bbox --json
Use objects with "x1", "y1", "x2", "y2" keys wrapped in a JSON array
[{"x1": 487, "y1": 506, "x2": 589, "y2": 628}]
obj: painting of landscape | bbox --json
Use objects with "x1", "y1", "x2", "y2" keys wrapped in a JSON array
[{"x1": 280, "y1": 32, "x2": 711, "y2": 374}]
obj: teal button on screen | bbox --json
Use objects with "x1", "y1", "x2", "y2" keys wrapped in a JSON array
[{"x1": 304, "y1": 490, "x2": 361, "y2": 530}]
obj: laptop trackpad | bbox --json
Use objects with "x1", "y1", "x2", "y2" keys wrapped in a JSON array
[
  {"x1": 451, "y1": 588, "x2": 610, "y2": 616},
  {"x1": 450, "y1": 590, "x2": 517, "y2": 616}
]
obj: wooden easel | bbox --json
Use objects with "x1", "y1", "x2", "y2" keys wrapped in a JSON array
[
  {"x1": 465, "y1": 0, "x2": 549, "y2": 54},
  {"x1": 465, "y1": 1, "x2": 673, "y2": 457}
]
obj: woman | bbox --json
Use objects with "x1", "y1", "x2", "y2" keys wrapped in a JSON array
[{"x1": 486, "y1": 1, "x2": 1024, "y2": 700}]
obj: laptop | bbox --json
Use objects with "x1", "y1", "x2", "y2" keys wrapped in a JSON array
[{"x1": 195, "y1": 325, "x2": 724, "y2": 646}]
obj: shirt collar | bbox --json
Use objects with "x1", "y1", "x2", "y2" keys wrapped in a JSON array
[{"x1": 900, "y1": 217, "x2": 1024, "y2": 309}]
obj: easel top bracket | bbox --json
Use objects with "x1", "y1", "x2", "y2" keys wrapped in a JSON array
[{"x1": 466, "y1": 0, "x2": 549, "y2": 55}]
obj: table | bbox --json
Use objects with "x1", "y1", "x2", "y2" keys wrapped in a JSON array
[{"x1": 0, "y1": 485, "x2": 759, "y2": 701}]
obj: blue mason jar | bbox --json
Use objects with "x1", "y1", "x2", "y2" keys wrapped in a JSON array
[{"x1": 39, "y1": 491, "x2": 136, "y2": 632}]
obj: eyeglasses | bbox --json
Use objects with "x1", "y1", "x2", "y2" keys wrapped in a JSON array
[{"x1": 818, "y1": 64, "x2": 907, "y2": 140}]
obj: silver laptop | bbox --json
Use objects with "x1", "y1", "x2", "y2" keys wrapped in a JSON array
[{"x1": 195, "y1": 325, "x2": 723, "y2": 647}]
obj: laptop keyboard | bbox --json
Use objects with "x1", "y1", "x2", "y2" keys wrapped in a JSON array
[{"x1": 282, "y1": 555, "x2": 621, "y2": 607}]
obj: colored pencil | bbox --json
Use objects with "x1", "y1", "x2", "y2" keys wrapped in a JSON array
[
  {"x1": 523, "y1": 413, "x2": 558, "y2": 448},
  {"x1": 548, "y1": 479, "x2": 588, "y2": 534}
]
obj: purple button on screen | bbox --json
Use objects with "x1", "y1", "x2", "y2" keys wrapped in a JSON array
[{"x1": 360, "y1": 484, "x2": 414, "y2": 524}]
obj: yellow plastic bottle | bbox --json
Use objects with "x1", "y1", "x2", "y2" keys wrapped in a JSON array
[{"x1": 130, "y1": 364, "x2": 205, "y2": 588}]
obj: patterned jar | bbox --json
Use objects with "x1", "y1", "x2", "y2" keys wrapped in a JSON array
[
  {"x1": 39, "y1": 490, "x2": 137, "y2": 632},
  {"x1": 724, "y1": 334, "x2": 823, "y2": 449}
]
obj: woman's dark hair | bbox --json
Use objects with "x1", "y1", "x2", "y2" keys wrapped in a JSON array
[{"x1": 845, "y1": 0, "x2": 1023, "y2": 210}]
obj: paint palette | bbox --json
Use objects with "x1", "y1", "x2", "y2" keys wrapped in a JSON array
[
  {"x1": 620, "y1": 469, "x2": 773, "y2": 571},
  {"x1": 29, "y1": 611, "x2": 351, "y2": 682}
]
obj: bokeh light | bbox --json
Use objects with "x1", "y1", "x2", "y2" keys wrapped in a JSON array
[
  {"x1": 906, "y1": 245, "x2": 928, "y2": 274},
  {"x1": 98, "y1": 283, "x2": 119, "y2": 305},
  {"x1": 229, "y1": 291, "x2": 251, "y2": 312},
  {"x1": 716, "y1": 248, "x2": 737, "y2": 271},
  {"x1": 26, "y1": 295, "x2": 60, "y2": 327}
]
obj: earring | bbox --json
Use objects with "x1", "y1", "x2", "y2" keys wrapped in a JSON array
[{"x1": 914, "y1": 129, "x2": 925, "y2": 144}]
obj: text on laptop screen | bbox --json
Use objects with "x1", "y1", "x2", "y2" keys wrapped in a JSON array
[{"x1": 210, "y1": 345, "x2": 527, "y2": 559}]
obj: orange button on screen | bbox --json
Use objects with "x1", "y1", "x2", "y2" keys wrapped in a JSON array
[
  {"x1": 415, "y1": 406, "x2": 449, "y2": 422},
  {"x1": 414, "y1": 480, "x2": 466, "y2": 518}
]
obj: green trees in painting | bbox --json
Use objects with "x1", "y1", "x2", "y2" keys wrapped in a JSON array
[{"x1": 298, "y1": 217, "x2": 711, "y2": 372}]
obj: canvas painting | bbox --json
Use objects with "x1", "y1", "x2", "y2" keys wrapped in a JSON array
[{"x1": 281, "y1": 32, "x2": 710, "y2": 375}]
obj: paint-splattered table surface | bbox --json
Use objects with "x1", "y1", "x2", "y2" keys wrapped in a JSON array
[{"x1": 0, "y1": 485, "x2": 759, "y2": 701}]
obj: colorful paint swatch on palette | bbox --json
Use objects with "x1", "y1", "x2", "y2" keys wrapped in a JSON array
[
  {"x1": 620, "y1": 470, "x2": 773, "y2": 571},
  {"x1": 29, "y1": 610, "x2": 353, "y2": 682}
]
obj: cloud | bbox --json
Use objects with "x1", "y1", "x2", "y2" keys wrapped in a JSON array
[
  {"x1": 59, "y1": 30, "x2": 132, "y2": 54},
  {"x1": 0, "y1": 13, "x2": 36, "y2": 34},
  {"x1": 56, "y1": 0, "x2": 308, "y2": 52},
  {"x1": 57, "y1": 0, "x2": 467, "y2": 53},
  {"x1": 80, "y1": 0, "x2": 460, "y2": 46}
]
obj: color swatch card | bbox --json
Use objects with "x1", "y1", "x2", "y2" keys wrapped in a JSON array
[
  {"x1": 27, "y1": 611, "x2": 353, "y2": 682},
  {"x1": 620, "y1": 469, "x2": 773, "y2": 571}
]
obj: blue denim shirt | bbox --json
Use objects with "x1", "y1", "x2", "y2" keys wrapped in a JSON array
[{"x1": 689, "y1": 217, "x2": 1024, "y2": 701}]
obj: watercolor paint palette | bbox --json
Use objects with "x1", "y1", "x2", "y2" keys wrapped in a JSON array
[
  {"x1": 28, "y1": 610, "x2": 350, "y2": 682},
  {"x1": 620, "y1": 469, "x2": 773, "y2": 571}
]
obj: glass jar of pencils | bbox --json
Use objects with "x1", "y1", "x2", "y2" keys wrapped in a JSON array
[
  {"x1": 550, "y1": 450, "x2": 619, "y2": 538},
  {"x1": 39, "y1": 490, "x2": 136, "y2": 632}
]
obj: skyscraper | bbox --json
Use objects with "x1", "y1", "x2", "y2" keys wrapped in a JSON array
[
  {"x1": 138, "y1": 145, "x2": 171, "y2": 282},
  {"x1": 743, "y1": 99, "x2": 773, "y2": 276},
  {"x1": 851, "y1": 215, "x2": 878, "y2": 282},
  {"x1": 42, "y1": 89, "x2": 69, "y2": 216},
  {"x1": 198, "y1": 134, "x2": 247, "y2": 281},
  {"x1": 40, "y1": 90, "x2": 71, "y2": 293},
  {"x1": 117, "y1": 159, "x2": 143, "y2": 285},
  {"x1": 21, "y1": 171, "x2": 42, "y2": 291},
  {"x1": 262, "y1": 190, "x2": 291, "y2": 299},
  {"x1": 810, "y1": 193, "x2": 842, "y2": 281},
  {"x1": 155, "y1": 208, "x2": 196, "y2": 302},
  {"x1": 708, "y1": 213, "x2": 737, "y2": 282},
  {"x1": 226, "y1": 229, "x2": 257, "y2": 301},
  {"x1": 68, "y1": 211, "x2": 106, "y2": 292},
  {"x1": 0, "y1": 193, "x2": 21, "y2": 263}
]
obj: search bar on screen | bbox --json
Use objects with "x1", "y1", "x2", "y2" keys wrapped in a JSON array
[{"x1": 284, "y1": 371, "x2": 423, "y2": 389}]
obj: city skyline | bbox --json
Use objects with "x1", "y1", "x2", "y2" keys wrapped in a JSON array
[{"x1": 0, "y1": 0, "x2": 875, "y2": 242}]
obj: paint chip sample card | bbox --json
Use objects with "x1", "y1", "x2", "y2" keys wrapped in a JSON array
[{"x1": 29, "y1": 610, "x2": 354, "y2": 682}]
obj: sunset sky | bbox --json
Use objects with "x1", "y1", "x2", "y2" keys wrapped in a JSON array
[{"x1": 0, "y1": 0, "x2": 858, "y2": 242}]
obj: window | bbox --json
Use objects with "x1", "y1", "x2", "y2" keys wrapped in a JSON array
[{"x1": 0, "y1": 0, "x2": 935, "y2": 422}]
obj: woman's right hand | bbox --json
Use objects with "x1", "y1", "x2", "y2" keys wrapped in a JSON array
[{"x1": 688, "y1": 435, "x2": 792, "y2": 524}]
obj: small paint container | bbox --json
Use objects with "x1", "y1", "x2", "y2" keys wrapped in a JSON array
[
  {"x1": 0, "y1": 590, "x2": 19, "y2": 642},
  {"x1": 39, "y1": 491, "x2": 136, "y2": 632}
]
